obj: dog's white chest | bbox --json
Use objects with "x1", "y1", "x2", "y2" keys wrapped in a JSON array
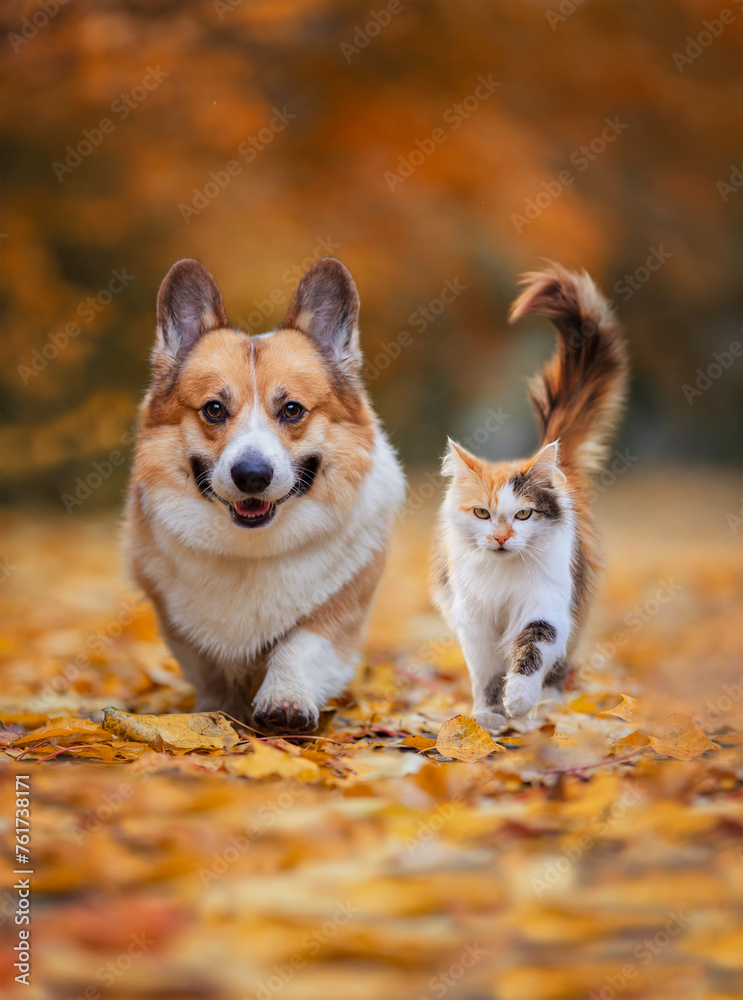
[
  {"x1": 142, "y1": 432, "x2": 405, "y2": 668},
  {"x1": 155, "y1": 533, "x2": 352, "y2": 663}
]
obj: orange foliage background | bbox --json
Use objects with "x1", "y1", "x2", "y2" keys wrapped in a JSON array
[
  {"x1": 1, "y1": 0, "x2": 742, "y2": 509},
  {"x1": 1, "y1": 6, "x2": 743, "y2": 998}
]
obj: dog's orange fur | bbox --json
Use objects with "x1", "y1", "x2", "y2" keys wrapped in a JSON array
[{"x1": 124, "y1": 257, "x2": 405, "y2": 732}]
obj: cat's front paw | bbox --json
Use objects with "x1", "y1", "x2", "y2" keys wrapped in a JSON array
[
  {"x1": 473, "y1": 710, "x2": 507, "y2": 734},
  {"x1": 252, "y1": 698, "x2": 319, "y2": 734},
  {"x1": 503, "y1": 674, "x2": 541, "y2": 718}
]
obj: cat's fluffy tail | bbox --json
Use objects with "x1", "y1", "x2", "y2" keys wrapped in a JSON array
[{"x1": 509, "y1": 262, "x2": 629, "y2": 478}]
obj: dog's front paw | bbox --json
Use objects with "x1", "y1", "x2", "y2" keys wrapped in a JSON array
[
  {"x1": 252, "y1": 698, "x2": 319, "y2": 734},
  {"x1": 472, "y1": 710, "x2": 507, "y2": 734},
  {"x1": 503, "y1": 674, "x2": 541, "y2": 718}
]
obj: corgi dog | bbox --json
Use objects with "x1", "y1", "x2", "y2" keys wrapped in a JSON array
[
  {"x1": 123, "y1": 257, "x2": 405, "y2": 733},
  {"x1": 431, "y1": 264, "x2": 629, "y2": 731}
]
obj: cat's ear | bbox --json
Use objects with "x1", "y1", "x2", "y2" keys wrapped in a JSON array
[
  {"x1": 280, "y1": 257, "x2": 361, "y2": 376},
  {"x1": 528, "y1": 441, "x2": 565, "y2": 486},
  {"x1": 442, "y1": 439, "x2": 482, "y2": 480},
  {"x1": 155, "y1": 259, "x2": 228, "y2": 363}
]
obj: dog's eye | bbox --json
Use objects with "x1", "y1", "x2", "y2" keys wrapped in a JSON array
[
  {"x1": 473, "y1": 507, "x2": 490, "y2": 519},
  {"x1": 202, "y1": 400, "x2": 226, "y2": 422},
  {"x1": 281, "y1": 401, "x2": 305, "y2": 421},
  {"x1": 515, "y1": 508, "x2": 532, "y2": 520}
]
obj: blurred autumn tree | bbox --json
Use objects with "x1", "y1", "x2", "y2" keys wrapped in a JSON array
[{"x1": 1, "y1": 0, "x2": 741, "y2": 508}]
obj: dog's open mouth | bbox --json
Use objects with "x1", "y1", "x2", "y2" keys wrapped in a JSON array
[
  {"x1": 230, "y1": 497, "x2": 276, "y2": 528},
  {"x1": 226, "y1": 455, "x2": 321, "y2": 530}
]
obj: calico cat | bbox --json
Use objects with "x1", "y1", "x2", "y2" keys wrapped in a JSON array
[{"x1": 431, "y1": 264, "x2": 629, "y2": 731}]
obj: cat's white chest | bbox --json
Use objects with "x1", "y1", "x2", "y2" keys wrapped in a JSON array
[{"x1": 447, "y1": 525, "x2": 575, "y2": 645}]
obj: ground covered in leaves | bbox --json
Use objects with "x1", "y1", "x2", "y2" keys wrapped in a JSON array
[{"x1": 1, "y1": 470, "x2": 742, "y2": 1000}]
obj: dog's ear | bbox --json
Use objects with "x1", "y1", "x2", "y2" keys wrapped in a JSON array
[
  {"x1": 280, "y1": 258, "x2": 361, "y2": 376},
  {"x1": 155, "y1": 259, "x2": 228, "y2": 363}
]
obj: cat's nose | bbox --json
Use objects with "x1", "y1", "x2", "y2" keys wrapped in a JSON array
[{"x1": 493, "y1": 533, "x2": 510, "y2": 547}]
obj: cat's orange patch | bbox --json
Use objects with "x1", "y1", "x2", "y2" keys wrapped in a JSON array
[{"x1": 453, "y1": 453, "x2": 525, "y2": 511}]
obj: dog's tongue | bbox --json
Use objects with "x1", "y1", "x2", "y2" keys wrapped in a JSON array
[{"x1": 235, "y1": 498, "x2": 271, "y2": 517}]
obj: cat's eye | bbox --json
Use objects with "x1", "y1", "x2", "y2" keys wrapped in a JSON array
[
  {"x1": 515, "y1": 509, "x2": 532, "y2": 520},
  {"x1": 473, "y1": 507, "x2": 490, "y2": 519}
]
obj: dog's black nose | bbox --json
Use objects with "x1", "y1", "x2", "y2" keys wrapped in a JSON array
[{"x1": 231, "y1": 456, "x2": 273, "y2": 493}]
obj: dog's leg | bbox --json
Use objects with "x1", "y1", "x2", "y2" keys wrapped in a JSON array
[
  {"x1": 252, "y1": 548, "x2": 386, "y2": 733},
  {"x1": 161, "y1": 632, "x2": 251, "y2": 721}
]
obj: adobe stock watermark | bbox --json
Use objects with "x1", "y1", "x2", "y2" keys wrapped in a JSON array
[
  {"x1": 61, "y1": 428, "x2": 136, "y2": 513},
  {"x1": 544, "y1": 0, "x2": 587, "y2": 30},
  {"x1": 414, "y1": 943, "x2": 486, "y2": 1000},
  {"x1": 7, "y1": 0, "x2": 69, "y2": 54},
  {"x1": 198, "y1": 777, "x2": 309, "y2": 887},
  {"x1": 405, "y1": 799, "x2": 462, "y2": 854},
  {"x1": 717, "y1": 163, "x2": 743, "y2": 201},
  {"x1": 365, "y1": 277, "x2": 467, "y2": 380},
  {"x1": 52, "y1": 67, "x2": 169, "y2": 181},
  {"x1": 243, "y1": 900, "x2": 360, "y2": 1000},
  {"x1": 589, "y1": 910, "x2": 691, "y2": 1000},
  {"x1": 340, "y1": 0, "x2": 408, "y2": 62},
  {"x1": 0, "y1": 557, "x2": 19, "y2": 584},
  {"x1": 66, "y1": 931, "x2": 154, "y2": 1000},
  {"x1": 611, "y1": 246, "x2": 673, "y2": 304},
  {"x1": 575, "y1": 579, "x2": 684, "y2": 686},
  {"x1": 585, "y1": 448, "x2": 638, "y2": 504},
  {"x1": 511, "y1": 116, "x2": 628, "y2": 234},
  {"x1": 532, "y1": 784, "x2": 644, "y2": 896},
  {"x1": 681, "y1": 337, "x2": 742, "y2": 405},
  {"x1": 672, "y1": 0, "x2": 743, "y2": 73},
  {"x1": 17, "y1": 267, "x2": 135, "y2": 385},
  {"x1": 73, "y1": 783, "x2": 134, "y2": 846},
  {"x1": 696, "y1": 671, "x2": 743, "y2": 730},
  {"x1": 393, "y1": 628, "x2": 460, "y2": 705},
  {"x1": 28, "y1": 595, "x2": 149, "y2": 714},
  {"x1": 234, "y1": 236, "x2": 341, "y2": 333},
  {"x1": 212, "y1": 0, "x2": 246, "y2": 18},
  {"x1": 726, "y1": 497, "x2": 743, "y2": 535},
  {"x1": 397, "y1": 408, "x2": 510, "y2": 524},
  {"x1": 385, "y1": 75, "x2": 501, "y2": 192},
  {"x1": 178, "y1": 107, "x2": 296, "y2": 223}
]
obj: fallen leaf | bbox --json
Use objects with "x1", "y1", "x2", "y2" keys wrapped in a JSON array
[
  {"x1": 400, "y1": 735, "x2": 437, "y2": 751},
  {"x1": 551, "y1": 734, "x2": 577, "y2": 747},
  {"x1": 613, "y1": 730, "x2": 651, "y2": 751},
  {"x1": 649, "y1": 714, "x2": 717, "y2": 760},
  {"x1": 225, "y1": 740, "x2": 321, "y2": 781},
  {"x1": 0, "y1": 709, "x2": 50, "y2": 729},
  {"x1": 12, "y1": 717, "x2": 111, "y2": 747},
  {"x1": 600, "y1": 693, "x2": 639, "y2": 723},
  {"x1": 569, "y1": 693, "x2": 601, "y2": 714},
  {"x1": 101, "y1": 707, "x2": 238, "y2": 753},
  {"x1": 435, "y1": 716, "x2": 501, "y2": 761}
]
